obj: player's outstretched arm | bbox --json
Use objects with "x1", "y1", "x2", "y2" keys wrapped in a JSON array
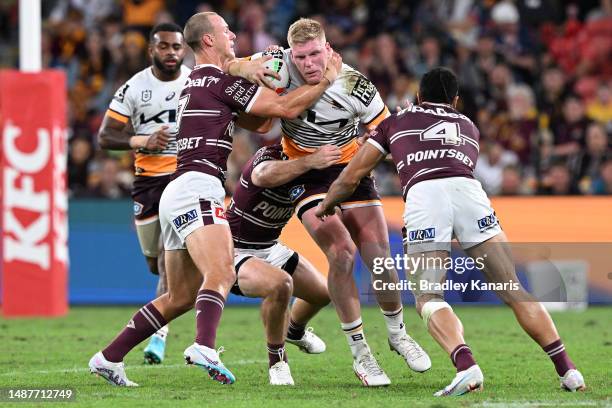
[
  {"x1": 248, "y1": 51, "x2": 342, "y2": 120},
  {"x1": 315, "y1": 143, "x2": 384, "y2": 219},
  {"x1": 98, "y1": 114, "x2": 170, "y2": 151},
  {"x1": 252, "y1": 144, "x2": 341, "y2": 188}
]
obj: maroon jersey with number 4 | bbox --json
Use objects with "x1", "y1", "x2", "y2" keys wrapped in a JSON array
[
  {"x1": 227, "y1": 145, "x2": 294, "y2": 247},
  {"x1": 174, "y1": 64, "x2": 262, "y2": 182},
  {"x1": 367, "y1": 102, "x2": 480, "y2": 198}
]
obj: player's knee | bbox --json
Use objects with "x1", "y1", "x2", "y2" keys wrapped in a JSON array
[
  {"x1": 417, "y1": 296, "x2": 452, "y2": 328},
  {"x1": 270, "y1": 274, "x2": 293, "y2": 301},
  {"x1": 167, "y1": 288, "x2": 195, "y2": 313},
  {"x1": 326, "y1": 242, "x2": 356, "y2": 272}
]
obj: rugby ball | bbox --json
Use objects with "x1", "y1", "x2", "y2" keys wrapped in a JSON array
[{"x1": 255, "y1": 51, "x2": 289, "y2": 93}]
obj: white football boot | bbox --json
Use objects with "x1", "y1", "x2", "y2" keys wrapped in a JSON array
[
  {"x1": 89, "y1": 351, "x2": 138, "y2": 387},
  {"x1": 286, "y1": 327, "x2": 326, "y2": 354},
  {"x1": 434, "y1": 364, "x2": 483, "y2": 396},
  {"x1": 269, "y1": 361, "x2": 295, "y2": 385},
  {"x1": 353, "y1": 347, "x2": 391, "y2": 387},
  {"x1": 389, "y1": 333, "x2": 432, "y2": 372},
  {"x1": 561, "y1": 369, "x2": 586, "y2": 392},
  {"x1": 184, "y1": 343, "x2": 236, "y2": 384}
]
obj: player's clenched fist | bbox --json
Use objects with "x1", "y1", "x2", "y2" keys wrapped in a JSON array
[
  {"x1": 145, "y1": 125, "x2": 171, "y2": 150},
  {"x1": 305, "y1": 144, "x2": 342, "y2": 169}
]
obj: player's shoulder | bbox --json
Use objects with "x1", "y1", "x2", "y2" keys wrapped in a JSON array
[
  {"x1": 111, "y1": 67, "x2": 153, "y2": 105},
  {"x1": 332, "y1": 64, "x2": 378, "y2": 106},
  {"x1": 184, "y1": 64, "x2": 226, "y2": 88}
]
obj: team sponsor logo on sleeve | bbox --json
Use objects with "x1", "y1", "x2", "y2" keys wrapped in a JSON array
[
  {"x1": 133, "y1": 201, "x2": 144, "y2": 216},
  {"x1": 225, "y1": 80, "x2": 258, "y2": 106},
  {"x1": 477, "y1": 213, "x2": 498, "y2": 232},
  {"x1": 113, "y1": 84, "x2": 129, "y2": 103},
  {"x1": 408, "y1": 227, "x2": 436, "y2": 242},
  {"x1": 288, "y1": 185, "x2": 305, "y2": 202},
  {"x1": 141, "y1": 89, "x2": 152, "y2": 102},
  {"x1": 351, "y1": 77, "x2": 376, "y2": 107},
  {"x1": 173, "y1": 209, "x2": 198, "y2": 231}
]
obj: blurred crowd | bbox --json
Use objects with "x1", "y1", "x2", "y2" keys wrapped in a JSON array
[{"x1": 1, "y1": 0, "x2": 611, "y2": 198}]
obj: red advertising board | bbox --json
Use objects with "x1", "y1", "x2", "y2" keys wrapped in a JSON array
[{"x1": 0, "y1": 70, "x2": 68, "y2": 317}]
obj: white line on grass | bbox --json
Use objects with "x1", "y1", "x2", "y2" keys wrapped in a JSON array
[
  {"x1": 0, "y1": 359, "x2": 267, "y2": 376},
  {"x1": 478, "y1": 402, "x2": 603, "y2": 407}
]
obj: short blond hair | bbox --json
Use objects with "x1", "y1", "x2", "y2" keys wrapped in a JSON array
[{"x1": 287, "y1": 18, "x2": 326, "y2": 47}]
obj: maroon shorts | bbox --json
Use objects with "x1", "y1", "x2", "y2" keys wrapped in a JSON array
[
  {"x1": 287, "y1": 164, "x2": 381, "y2": 219},
  {"x1": 132, "y1": 175, "x2": 172, "y2": 221}
]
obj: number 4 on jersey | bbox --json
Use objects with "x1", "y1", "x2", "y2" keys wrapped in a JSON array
[{"x1": 420, "y1": 121, "x2": 463, "y2": 146}]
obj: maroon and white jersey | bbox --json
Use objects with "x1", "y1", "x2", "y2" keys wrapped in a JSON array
[
  {"x1": 227, "y1": 145, "x2": 294, "y2": 247},
  {"x1": 368, "y1": 102, "x2": 480, "y2": 198},
  {"x1": 174, "y1": 64, "x2": 262, "y2": 182}
]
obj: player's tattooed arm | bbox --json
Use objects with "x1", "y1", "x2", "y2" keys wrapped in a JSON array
[
  {"x1": 98, "y1": 114, "x2": 169, "y2": 151},
  {"x1": 315, "y1": 143, "x2": 384, "y2": 219},
  {"x1": 248, "y1": 51, "x2": 342, "y2": 120},
  {"x1": 252, "y1": 145, "x2": 341, "y2": 188},
  {"x1": 224, "y1": 55, "x2": 279, "y2": 89},
  {"x1": 236, "y1": 113, "x2": 274, "y2": 133}
]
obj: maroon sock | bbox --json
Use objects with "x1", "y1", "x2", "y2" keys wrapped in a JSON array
[
  {"x1": 286, "y1": 319, "x2": 306, "y2": 341},
  {"x1": 451, "y1": 344, "x2": 476, "y2": 372},
  {"x1": 543, "y1": 339, "x2": 576, "y2": 376},
  {"x1": 102, "y1": 303, "x2": 167, "y2": 363},
  {"x1": 267, "y1": 343, "x2": 288, "y2": 367},
  {"x1": 195, "y1": 289, "x2": 225, "y2": 348}
]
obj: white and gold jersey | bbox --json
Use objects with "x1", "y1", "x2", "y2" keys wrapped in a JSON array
[
  {"x1": 107, "y1": 65, "x2": 191, "y2": 176},
  {"x1": 279, "y1": 48, "x2": 389, "y2": 163}
]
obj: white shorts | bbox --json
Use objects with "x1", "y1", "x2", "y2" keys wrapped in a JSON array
[
  {"x1": 159, "y1": 172, "x2": 228, "y2": 250},
  {"x1": 403, "y1": 177, "x2": 502, "y2": 254},
  {"x1": 233, "y1": 242, "x2": 296, "y2": 271}
]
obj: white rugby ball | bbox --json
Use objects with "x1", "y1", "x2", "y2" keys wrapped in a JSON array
[{"x1": 255, "y1": 51, "x2": 289, "y2": 93}]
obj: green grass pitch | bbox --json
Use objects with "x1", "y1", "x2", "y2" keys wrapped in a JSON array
[{"x1": 1, "y1": 306, "x2": 610, "y2": 407}]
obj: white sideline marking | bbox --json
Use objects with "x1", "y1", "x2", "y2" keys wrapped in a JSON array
[
  {"x1": 478, "y1": 402, "x2": 602, "y2": 407},
  {"x1": 0, "y1": 359, "x2": 267, "y2": 376}
]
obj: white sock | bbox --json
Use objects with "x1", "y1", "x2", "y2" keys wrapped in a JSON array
[
  {"x1": 341, "y1": 318, "x2": 368, "y2": 358},
  {"x1": 382, "y1": 307, "x2": 406, "y2": 337},
  {"x1": 154, "y1": 325, "x2": 169, "y2": 341}
]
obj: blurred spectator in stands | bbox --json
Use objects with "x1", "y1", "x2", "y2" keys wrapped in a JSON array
[
  {"x1": 324, "y1": 0, "x2": 367, "y2": 50},
  {"x1": 591, "y1": 157, "x2": 612, "y2": 194},
  {"x1": 536, "y1": 66, "x2": 570, "y2": 128},
  {"x1": 49, "y1": 0, "x2": 118, "y2": 30},
  {"x1": 68, "y1": 137, "x2": 94, "y2": 197},
  {"x1": 411, "y1": 34, "x2": 451, "y2": 79},
  {"x1": 570, "y1": 122, "x2": 610, "y2": 191},
  {"x1": 489, "y1": 84, "x2": 538, "y2": 167},
  {"x1": 115, "y1": 30, "x2": 148, "y2": 84},
  {"x1": 238, "y1": 2, "x2": 278, "y2": 55},
  {"x1": 551, "y1": 95, "x2": 591, "y2": 159},
  {"x1": 87, "y1": 157, "x2": 131, "y2": 199},
  {"x1": 122, "y1": 0, "x2": 165, "y2": 34},
  {"x1": 586, "y1": 82, "x2": 612, "y2": 125},
  {"x1": 489, "y1": 0, "x2": 537, "y2": 84},
  {"x1": 76, "y1": 29, "x2": 115, "y2": 113},
  {"x1": 359, "y1": 33, "x2": 411, "y2": 100},
  {"x1": 499, "y1": 165, "x2": 525, "y2": 195},
  {"x1": 538, "y1": 161, "x2": 580, "y2": 195},
  {"x1": 386, "y1": 74, "x2": 416, "y2": 112},
  {"x1": 474, "y1": 140, "x2": 519, "y2": 195}
]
